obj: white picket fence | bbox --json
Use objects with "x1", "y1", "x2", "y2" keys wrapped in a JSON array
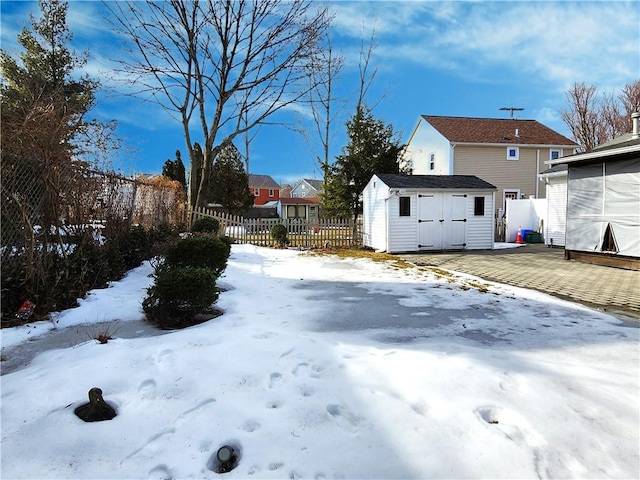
[{"x1": 191, "y1": 207, "x2": 362, "y2": 248}]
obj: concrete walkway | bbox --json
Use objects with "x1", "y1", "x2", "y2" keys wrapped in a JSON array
[{"x1": 400, "y1": 244, "x2": 640, "y2": 320}]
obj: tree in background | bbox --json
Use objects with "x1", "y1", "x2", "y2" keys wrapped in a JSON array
[
  {"x1": 303, "y1": 33, "x2": 345, "y2": 183},
  {"x1": 323, "y1": 105, "x2": 402, "y2": 220},
  {"x1": 561, "y1": 80, "x2": 640, "y2": 152},
  {"x1": 107, "y1": 0, "x2": 331, "y2": 209},
  {"x1": 207, "y1": 141, "x2": 254, "y2": 215},
  {"x1": 162, "y1": 150, "x2": 187, "y2": 193},
  {"x1": 1, "y1": 0, "x2": 118, "y2": 318},
  {"x1": 322, "y1": 29, "x2": 401, "y2": 222}
]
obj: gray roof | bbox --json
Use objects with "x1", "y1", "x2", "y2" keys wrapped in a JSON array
[
  {"x1": 302, "y1": 178, "x2": 324, "y2": 190},
  {"x1": 248, "y1": 174, "x2": 280, "y2": 189},
  {"x1": 375, "y1": 174, "x2": 496, "y2": 190},
  {"x1": 539, "y1": 164, "x2": 568, "y2": 176}
]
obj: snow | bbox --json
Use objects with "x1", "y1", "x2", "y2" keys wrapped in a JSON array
[{"x1": 1, "y1": 244, "x2": 638, "y2": 479}]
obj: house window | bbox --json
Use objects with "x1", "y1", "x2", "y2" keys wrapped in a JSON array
[
  {"x1": 269, "y1": 189, "x2": 274, "y2": 197},
  {"x1": 253, "y1": 188, "x2": 259, "y2": 196},
  {"x1": 429, "y1": 152, "x2": 435, "y2": 170},
  {"x1": 550, "y1": 149, "x2": 560, "y2": 160},
  {"x1": 507, "y1": 147, "x2": 519, "y2": 160},
  {"x1": 474, "y1": 197, "x2": 485, "y2": 216},
  {"x1": 399, "y1": 197, "x2": 411, "y2": 217}
]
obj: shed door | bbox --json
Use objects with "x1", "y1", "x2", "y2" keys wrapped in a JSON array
[
  {"x1": 445, "y1": 194, "x2": 467, "y2": 249},
  {"x1": 418, "y1": 193, "x2": 443, "y2": 249},
  {"x1": 418, "y1": 193, "x2": 467, "y2": 250}
]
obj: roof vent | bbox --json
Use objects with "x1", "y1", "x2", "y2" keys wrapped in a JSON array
[
  {"x1": 632, "y1": 112, "x2": 640, "y2": 140},
  {"x1": 515, "y1": 128, "x2": 520, "y2": 138}
]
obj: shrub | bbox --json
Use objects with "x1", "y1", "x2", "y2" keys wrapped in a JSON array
[
  {"x1": 219, "y1": 235, "x2": 234, "y2": 248},
  {"x1": 191, "y1": 217, "x2": 220, "y2": 234},
  {"x1": 163, "y1": 235, "x2": 231, "y2": 277},
  {"x1": 270, "y1": 223, "x2": 289, "y2": 247},
  {"x1": 142, "y1": 267, "x2": 218, "y2": 329}
]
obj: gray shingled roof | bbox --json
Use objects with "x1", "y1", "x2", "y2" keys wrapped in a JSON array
[
  {"x1": 421, "y1": 115, "x2": 577, "y2": 146},
  {"x1": 248, "y1": 174, "x2": 280, "y2": 189},
  {"x1": 375, "y1": 174, "x2": 496, "y2": 190}
]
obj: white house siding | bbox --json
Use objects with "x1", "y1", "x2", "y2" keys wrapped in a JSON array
[
  {"x1": 453, "y1": 146, "x2": 546, "y2": 200},
  {"x1": 402, "y1": 121, "x2": 451, "y2": 175},
  {"x1": 465, "y1": 192, "x2": 495, "y2": 250},
  {"x1": 362, "y1": 177, "x2": 390, "y2": 251},
  {"x1": 545, "y1": 175, "x2": 567, "y2": 247},
  {"x1": 387, "y1": 195, "x2": 418, "y2": 253}
]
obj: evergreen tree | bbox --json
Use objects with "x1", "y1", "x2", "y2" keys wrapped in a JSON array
[
  {"x1": 323, "y1": 105, "x2": 403, "y2": 220},
  {"x1": 1, "y1": 0, "x2": 104, "y2": 231},
  {"x1": 162, "y1": 150, "x2": 187, "y2": 190},
  {"x1": 208, "y1": 141, "x2": 254, "y2": 215}
]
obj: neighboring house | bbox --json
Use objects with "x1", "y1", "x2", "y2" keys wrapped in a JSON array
[
  {"x1": 291, "y1": 178, "x2": 324, "y2": 198},
  {"x1": 547, "y1": 113, "x2": 640, "y2": 270},
  {"x1": 362, "y1": 173, "x2": 496, "y2": 253},
  {"x1": 278, "y1": 197, "x2": 321, "y2": 220},
  {"x1": 400, "y1": 115, "x2": 577, "y2": 211},
  {"x1": 248, "y1": 174, "x2": 280, "y2": 206},
  {"x1": 279, "y1": 184, "x2": 292, "y2": 198},
  {"x1": 538, "y1": 164, "x2": 568, "y2": 247}
]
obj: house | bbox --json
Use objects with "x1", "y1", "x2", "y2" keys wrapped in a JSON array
[
  {"x1": 538, "y1": 164, "x2": 568, "y2": 247},
  {"x1": 278, "y1": 197, "x2": 321, "y2": 220},
  {"x1": 362, "y1": 173, "x2": 496, "y2": 253},
  {"x1": 291, "y1": 178, "x2": 323, "y2": 198},
  {"x1": 547, "y1": 113, "x2": 640, "y2": 270},
  {"x1": 248, "y1": 174, "x2": 280, "y2": 206},
  {"x1": 400, "y1": 115, "x2": 577, "y2": 212},
  {"x1": 279, "y1": 184, "x2": 293, "y2": 198}
]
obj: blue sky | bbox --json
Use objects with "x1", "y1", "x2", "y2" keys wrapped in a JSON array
[{"x1": 2, "y1": 1, "x2": 639, "y2": 186}]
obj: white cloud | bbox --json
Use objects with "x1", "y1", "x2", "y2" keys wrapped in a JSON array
[{"x1": 331, "y1": 1, "x2": 639, "y2": 94}]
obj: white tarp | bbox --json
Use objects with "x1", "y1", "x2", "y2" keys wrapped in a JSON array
[{"x1": 566, "y1": 159, "x2": 640, "y2": 257}]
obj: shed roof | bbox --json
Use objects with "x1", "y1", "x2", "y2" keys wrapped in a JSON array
[
  {"x1": 248, "y1": 174, "x2": 280, "y2": 189},
  {"x1": 421, "y1": 115, "x2": 577, "y2": 146},
  {"x1": 280, "y1": 197, "x2": 321, "y2": 205},
  {"x1": 375, "y1": 174, "x2": 496, "y2": 190}
]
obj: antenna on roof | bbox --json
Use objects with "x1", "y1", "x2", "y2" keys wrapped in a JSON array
[{"x1": 500, "y1": 107, "x2": 524, "y2": 119}]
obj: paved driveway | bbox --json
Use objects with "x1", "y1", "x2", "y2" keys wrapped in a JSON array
[{"x1": 400, "y1": 244, "x2": 640, "y2": 320}]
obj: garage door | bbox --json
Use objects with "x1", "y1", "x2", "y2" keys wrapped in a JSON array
[{"x1": 418, "y1": 193, "x2": 467, "y2": 250}]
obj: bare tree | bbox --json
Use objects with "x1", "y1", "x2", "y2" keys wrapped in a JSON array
[
  {"x1": 303, "y1": 33, "x2": 344, "y2": 182},
  {"x1": 106, "y1": 0, "x2": 331, "y2": 208},
  {"x1": 560, "y1": 82, "x2": 604, "y2": 152},
  {"x1": 561, "y1": 80, "x2": 640, "y2": 151}
]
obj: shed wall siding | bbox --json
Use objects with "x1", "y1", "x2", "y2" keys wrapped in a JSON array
[
  {"x1": 387, "y1": 195, "x2": 418, "y2": 253},
  {"x1": 453, "y1": 145, "x2": 546, "y2": 200},
  {"x1": 465, "y1": 192, "x2": 495, "y2": 249},
  {"x1": 362, "y1": 177, "x2": 389, "y2": 251},
  {"x1": 546, "y1": 176, "x2": 567, "y2": 247}
]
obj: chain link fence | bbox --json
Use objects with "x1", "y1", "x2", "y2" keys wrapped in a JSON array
[{"x1": 1, "y1": 159, "x2": 186, "y2": 324}]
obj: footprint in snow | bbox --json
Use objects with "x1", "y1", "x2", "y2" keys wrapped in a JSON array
[
  {"x1": 147, "y1": 464, "x2": 173, "y2": 480},
  {"x1": 475, "y1": 406, "x2": 545, "y2": 447},
  {"x1": 269, "y1": 372, "x2": 283, "y2": 389},
  {"x1": 138, "y1": 379, "x2": 156, "y2": 400}
]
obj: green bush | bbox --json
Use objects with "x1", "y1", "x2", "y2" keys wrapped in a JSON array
[
  {"x1": 270, "y1": 223, "x2": 289, "y2": 247},
  {"x1": 219, "y1": 235, "x2": 234, "y2": 247},
  {"x1": 142, "y1": 267, "x2": 218, "y2": 329},
  {"x1": 191, "y1": 217, "x2": 220, "y2": 234},
  {"x1": 163, "y1": 235, "x2": 231, "y2": 277}
]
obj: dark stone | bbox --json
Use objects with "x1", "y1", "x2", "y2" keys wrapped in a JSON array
[{"x1": 74, "y1": 387, "x2": 117, "y2": 422}]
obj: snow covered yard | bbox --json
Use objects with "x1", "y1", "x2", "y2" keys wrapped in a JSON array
[{"x1": 1, "y1": 244, "x2": 638, "y2": 479}]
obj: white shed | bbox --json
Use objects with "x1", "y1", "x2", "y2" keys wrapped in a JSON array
[
  {"x1": 539, "y1": 164, "x2": 568, "y2": 247},
  {"x1": 362, "y1": 174, "x2": 497, "y2": 253}
]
